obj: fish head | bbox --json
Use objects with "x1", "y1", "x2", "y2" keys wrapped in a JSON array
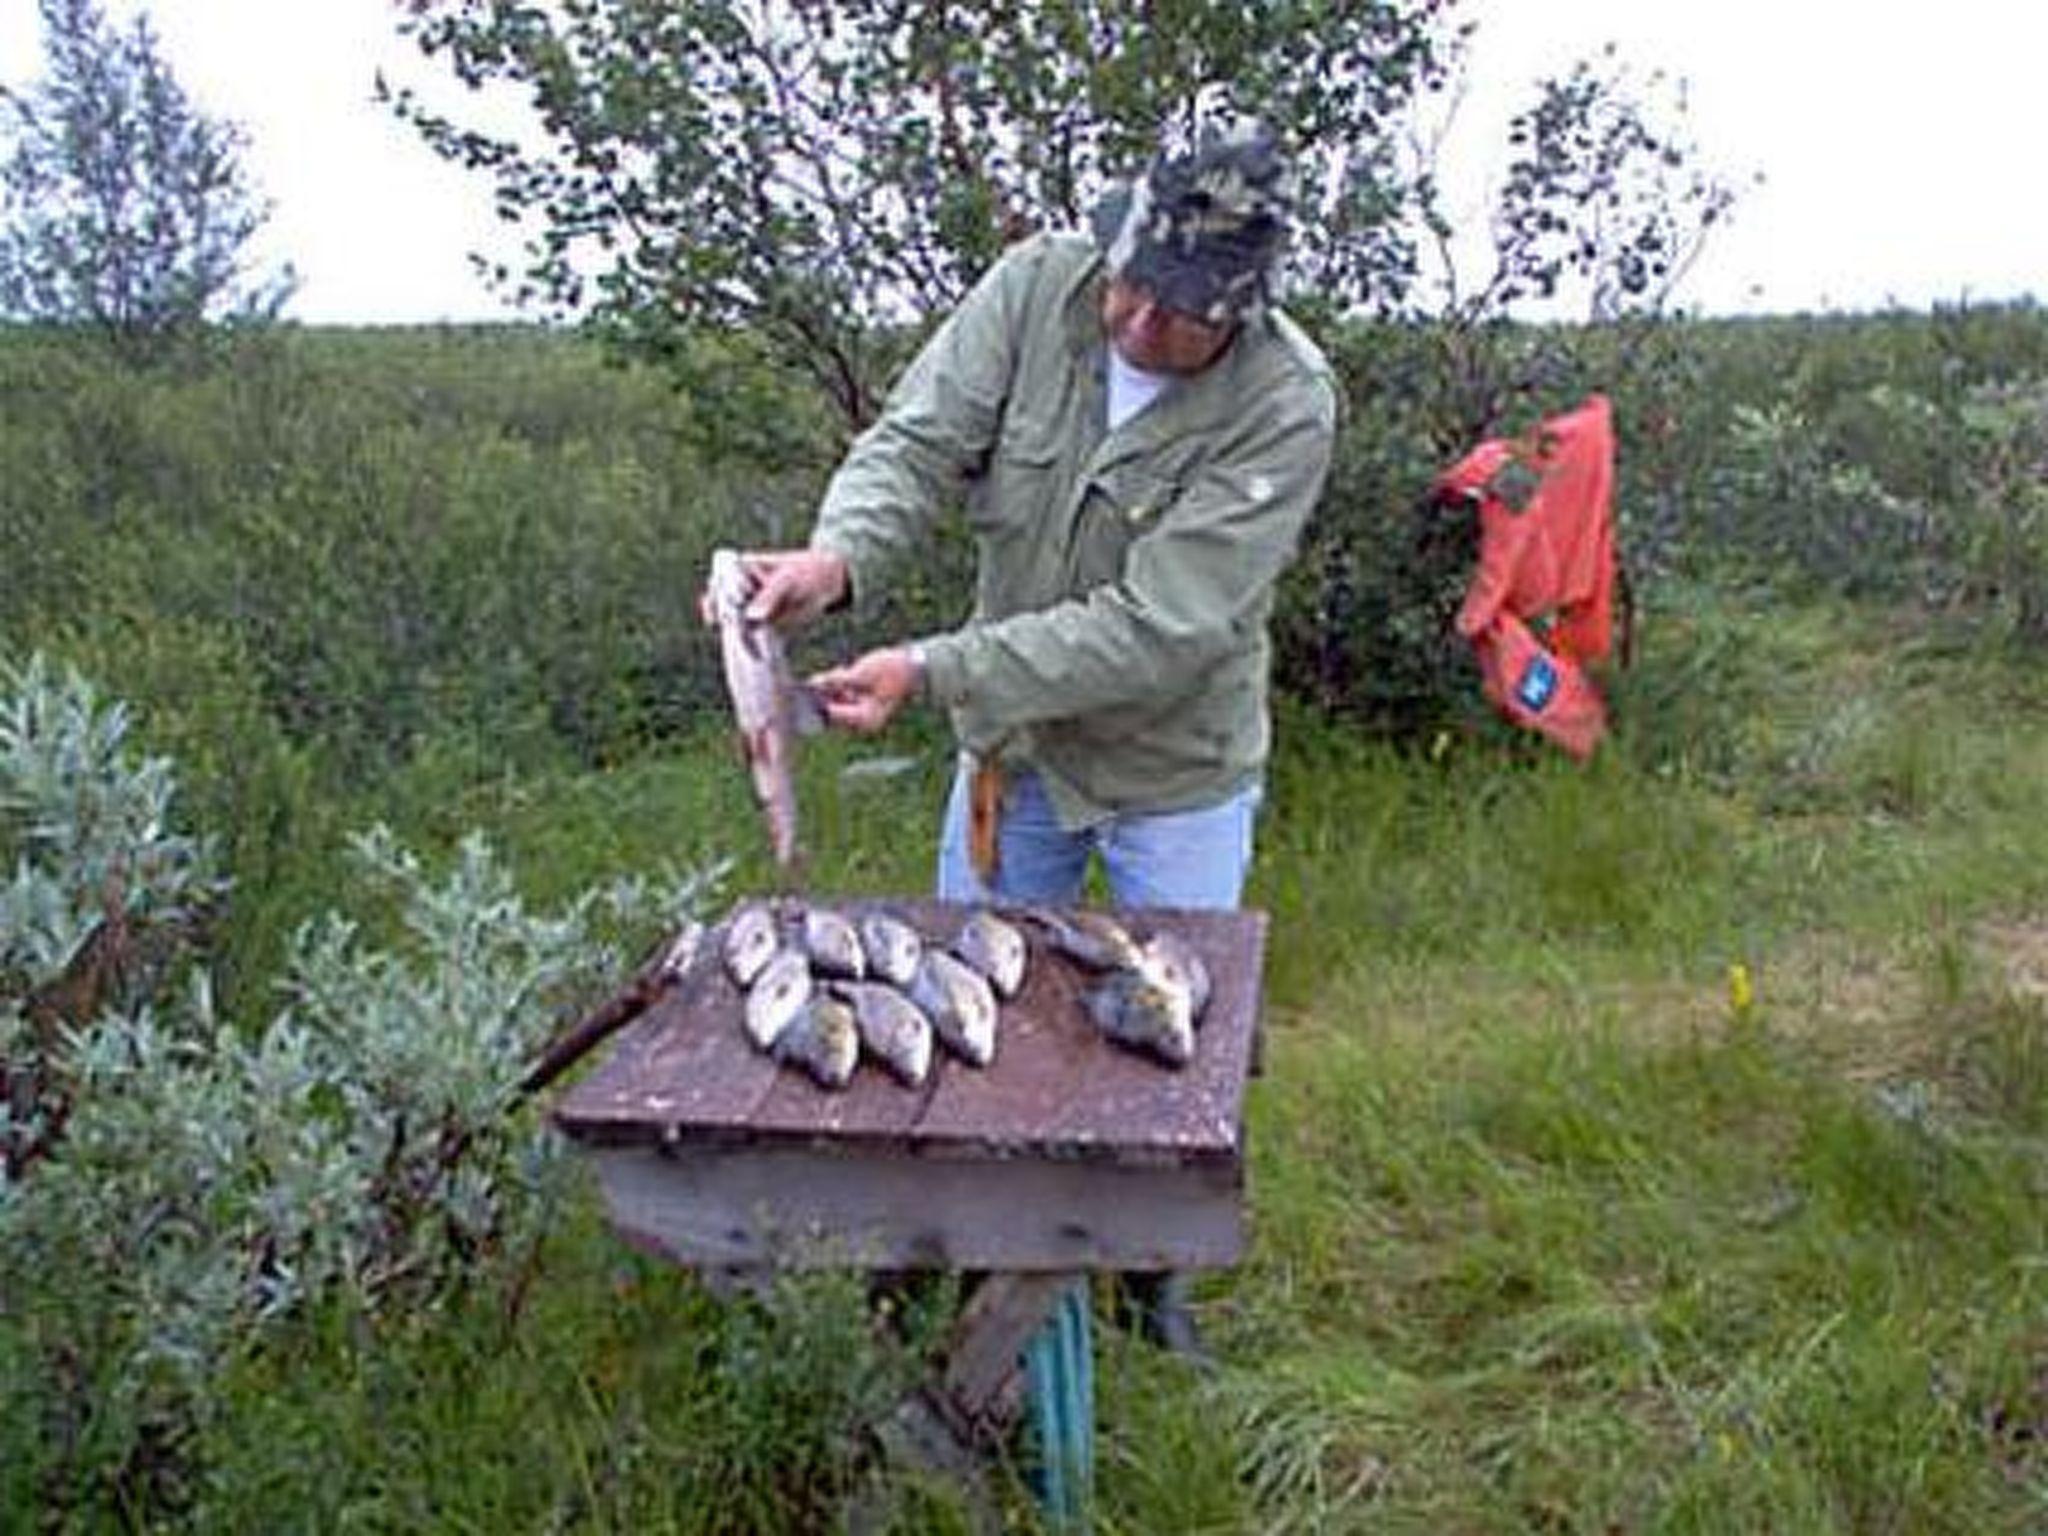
[
  {"x1": 744, "y1": 947, "x2": 813, "y2": 1049},
  {"x1": 1087, "y1": 968, "x2": 1195, "y2": 1066}
]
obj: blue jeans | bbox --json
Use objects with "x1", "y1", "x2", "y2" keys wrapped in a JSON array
[
  {"x1": 935, "y1": 760, "x2": 1260, "y2": 1518},
  {"x1": 934, "y1": 758, "x2": 1261, "y2": 911}
]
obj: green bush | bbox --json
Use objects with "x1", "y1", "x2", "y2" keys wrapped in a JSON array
[
  {"x1": 1949, "y1": 377, "x2": 2048, "y2": 640},
  {"x1": 0, "y1": 655, "x2": 721, "y2": 1525},
  {"x1": 0, "y1": 327, "x2": 827, "y2": 777},
  {"x1": 6, "y1": 301, "x2": 2048, "y2": 787}
]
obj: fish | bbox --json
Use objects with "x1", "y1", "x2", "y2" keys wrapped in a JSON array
[
  {"x1": 1019, "y1": 907, "x2": 1144, "y2": 972},
  {"x1": 952, "y1": 908, "x2": 1027, "y2": 999},
  {"x1": 1085, "y1": 966, "x2": 1196, "y2": 1068},
  {"x1": 1020, "y1": 906, "x2": 1207, "y2": 1063},
  {"x1": 801, "y1": 904, "x2": 866, "y2": 979},
  {"x1": 720, "y1": 900, "x2": 781, "y2": 988},
  {"x1": 833, "y1": 980, "x2": 934, "y2": 1087},
  {"x1": 908, "y1": 949, "x2": 998, "y2": 1067},
  {"x1": 773, "y1": 992, "x2": 860, "y2": 1089},
  {"x1": 706, "y1": 548, "x2": 824, "y2": 873},
  {"x1": 859, "y1": 910, "x2": 923, "y2": 989},
  {"x1": 743, "y1": 946, "x2": 813, "y2": 1051},
  {"x1": 1139, "y1": 931, "x2": 1212, "y2": 1024}
]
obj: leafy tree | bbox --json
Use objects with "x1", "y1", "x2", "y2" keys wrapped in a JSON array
[
  {"x1": 0, "y1": 0, "x2": 295, "y2": 360},
  {"x1": 382, "y1": 0, "x2": 1460, "y2": 441},
  {"x1": 1270, "y1": 40, "x2": 1746, "y2": 728},
  {"x1": 1399, "y1": 43, "x2": 1747, "y2": 449},
  {"x1": 386, "y1": 0, "x2": 1747, "y2": 734}
]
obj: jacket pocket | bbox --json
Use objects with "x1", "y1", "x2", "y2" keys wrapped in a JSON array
[
  {"x1": 1069, "y1": 463, "x2": 1176, "y2": 587},
  {"x1": 968, "y1": 416, "x2": 1063, "y2": 536}
]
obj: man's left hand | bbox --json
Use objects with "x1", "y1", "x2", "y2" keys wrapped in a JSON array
[{"x1": 810, "y1": 646, "x2": 924, "y2": 734}]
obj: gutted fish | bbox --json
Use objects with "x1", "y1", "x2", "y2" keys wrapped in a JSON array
[
  {"x1": 909, "y1": 949, "x2": 998, "y2": 1067},
  {"x1": 743, "y1": 946, "x2": 812, "y2": 1051},
  {"x1": 720, "y1": 900, "x2": 781, "y2": 988},
  {"x1": 774, "y1": 992, "x2": 860, "y2": 1089},
  {"x1": 833, "y1": 980, "x2": 934, "y2": 1087},
  {"x1": 859, "y1": 910, "x2": 924, "y2": 989},
  {"x1": 953, "y1": 908, "x2": 1028, "y2": 999},
  {"x1": 802, "y1": 904, "x2": 866, "y2": 979},
  {"x1": 706, "y1": 548, "x2": 823, "y2": 872}
]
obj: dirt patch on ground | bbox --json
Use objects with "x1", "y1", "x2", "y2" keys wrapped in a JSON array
[
  {"x1": 1324, "y1": 910, "x2": 2046, "y2": 1092},
  {"x1": 1745, "y1": 935, "x2": 1930, "y2": 1084},
  {"x1": 1690, "y1": 914, "x2": 2048, "y2": 1093},
  {"x1": 1979, "y1": 916, "x2": 2048, "y2": 1002}
]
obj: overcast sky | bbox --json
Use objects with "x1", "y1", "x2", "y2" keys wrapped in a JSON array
[{"x1": 3, "y1": 0, "x2": 2043, "y2": 324}]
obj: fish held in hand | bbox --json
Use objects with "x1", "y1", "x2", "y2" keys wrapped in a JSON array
[
  {"x1": 859, "y1": 911, "x2": 923, "y2": 988},
  {"x1": 743, "y1": 946, "x2": 812, "y2": 1051},
  {"x1": 953, "y1": 908, "x2": 1027, "y2": 999},
  {"x1": 909, "y1": 949, "x2": 999, "y2": 1067},
  {"x1": 834, "y1": 980, "x2": 934, "y2": 1087},
  {"x1": 774, "y1": 992, "x2": 860, "y2": 1089},
  {"x1": 707, "y1": 549, "x2": 824, "y2": 872}
]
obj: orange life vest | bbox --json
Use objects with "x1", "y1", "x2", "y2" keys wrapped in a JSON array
[{"x1": 1434, "y1": 394, "x2": 1617, "y2": 758}]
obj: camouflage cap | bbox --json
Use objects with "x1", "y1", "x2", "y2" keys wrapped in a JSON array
[{"x1": 1092, "y1": 115, "x2": 1294, "y2": 326}]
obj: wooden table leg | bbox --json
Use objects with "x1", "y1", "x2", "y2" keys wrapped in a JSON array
[
  {"x1": 940, "y1": 1272, "x2": 1081, "y2": 1439},
  {"x1": 868, "y1": 1271, "x2": 1092, "y2": 1531}
]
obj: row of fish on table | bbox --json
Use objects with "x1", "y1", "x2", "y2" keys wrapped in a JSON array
[{"x1": 718, "y1": 900, "x2": 1214, "y2": 1090}]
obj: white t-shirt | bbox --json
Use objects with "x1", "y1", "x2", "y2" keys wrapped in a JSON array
[{"x1": 1106, "y1": 346, "x2": 1171, "y2": 430}]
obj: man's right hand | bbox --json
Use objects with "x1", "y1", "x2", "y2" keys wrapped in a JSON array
[{"x1": 700, "y1": 548, "x2": 849, "y2": 630}]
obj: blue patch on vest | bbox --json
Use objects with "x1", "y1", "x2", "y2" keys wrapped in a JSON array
[{"x1": 1516, "y1": 653, "x2": 1558, "y2": 713}]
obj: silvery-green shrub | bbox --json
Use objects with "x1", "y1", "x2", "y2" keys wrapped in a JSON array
[{"x1": 0, "y1": 653, "x2": 717, "y2": 1519}]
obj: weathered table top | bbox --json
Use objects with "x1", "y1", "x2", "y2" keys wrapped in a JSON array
[{"x1": 554, "y1": 899, "x2": 1268, "y2": 1167}]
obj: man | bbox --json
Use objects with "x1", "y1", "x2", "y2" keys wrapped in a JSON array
[{"x1": 724, "y1": 115, "x2": 1338, "y2": 1350}]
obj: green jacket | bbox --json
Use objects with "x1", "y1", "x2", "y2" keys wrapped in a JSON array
[{"x1": 811, "y1": 232, "x2": 1338, "y2": 829}]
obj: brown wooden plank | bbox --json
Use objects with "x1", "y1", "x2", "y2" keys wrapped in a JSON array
[
  {"x1": 588, "y1": 1140, "x2": 1245, "y2": 1272},
  {"x1": 1045, "y1": 908, "x2": 1265, "y2": 1157},
  {"x1": 555, "y1": 900, "x2": 1266, "y2": 1165},
  {"x1": 550, "y1": 948, "x2": 780, "y2": 1142},
  {"x1": 939, "y1": 1273, "x2": 1080, "y2": 1424}
]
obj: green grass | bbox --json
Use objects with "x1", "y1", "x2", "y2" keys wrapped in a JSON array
[
  {"x1": 1165, "y1": 1008, "x2": 2046, "y2": 1532},
  {"x1": 195, "y1": 1205, "x2": 980, "y2": 1534},
  {"x1": 21, "y1": 590, "x2": 2048, "y2": 1533},
  {"x1": 14, "y1": 310, "x2": 2048, "y2": 1532}
]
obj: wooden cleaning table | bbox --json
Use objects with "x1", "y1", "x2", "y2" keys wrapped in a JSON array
[{"x1": 553, "y1": 899, "x2": 1269, "y2": 1514}]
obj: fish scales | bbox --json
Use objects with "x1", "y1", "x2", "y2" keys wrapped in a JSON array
[
  {"x1": 859, "y1": 911, "x2": 923, "y2": 988},
  {"x1": 802, "y1": 904, "x2": 866, "y2": 979},
  {"x1": 833, "y1": 979, "x2": 934, "y2": 1087},
  {"x1": 773, "y1": 992, "x2": 860, "y2": 1089},
  {"x1": 743, "y1": 945, "x2": 812, "y2": 1052},
  {"x1": 909, "y1": 948, "x2": 998, "y2": 1067},
  {"x1": 720, "y1": 900, "x2": 780, "y2": 988},
  {"x1": 953, "y1": 908, "x2": 1028, "y2": 999}
]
